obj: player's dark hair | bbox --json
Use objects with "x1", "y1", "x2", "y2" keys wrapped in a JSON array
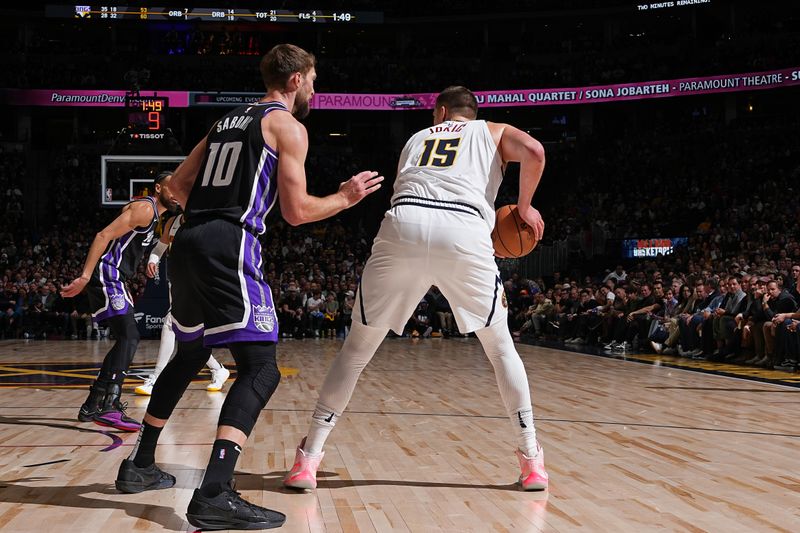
[
  {"x1": 154, "y1": 170, "x2": 172, "y2": 189},
  {"x1": 435, "y1": 86, "x2": 478, "y2": 119},
  {"x1": 260, "y1": 44, "x2": 316, "y2": 91}
]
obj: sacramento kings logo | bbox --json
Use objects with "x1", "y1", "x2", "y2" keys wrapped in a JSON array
[
  {"x1": 252, "y1": 304, "x2": 275, "y2": 332},
  {"x1": 110, "y1": 294, "x2": 126, "y2": 311}
]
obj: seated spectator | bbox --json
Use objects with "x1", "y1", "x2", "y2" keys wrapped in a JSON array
[
  {"x1": 322, "y1": 292, "x2": 339, "y2": 338},
  {"x1": 710, "y1": 276, "x2": 746, "y2": 361},
  {"x1": 406, "y1": 300, "x2": 433, "y2": 338},
  {"x1": 341, "y1": 290, "x2": 355, "y2": 338},
  {"x1": 430, "y1": 285, "x2": 457, "y2": 337},
  {"x1": 513, "y1": 292, "x2": 554, "y2": 339},
  {"x1": 761, "y1": 280, "x2": 798, "y2": 368},
  {"x1": 306, "y1": 290, "x2": 325, "y2": 338}
]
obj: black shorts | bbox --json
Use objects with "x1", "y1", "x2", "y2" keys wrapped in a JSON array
[
  {"x1": 169, "y1": 219, "x2": 278, "y2": 347},
  {"x1": 86, "y1": 268, "x2": 133, "y2": 323}
]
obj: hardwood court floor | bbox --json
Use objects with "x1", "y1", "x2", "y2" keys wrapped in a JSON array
[{"x1": 0, "y1": 337, "x2": 798, "y2": 532}]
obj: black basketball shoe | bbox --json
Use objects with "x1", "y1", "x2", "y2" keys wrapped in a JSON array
[
  {"x1": 78, "y1": 381, "x2": 106, "y2": 422},
  {"x1": 115, "y1": 459, "x2": 176, "y2": 493},
  {"x1": 186, "y1": 483, "x2": 286, "y2": 530}
]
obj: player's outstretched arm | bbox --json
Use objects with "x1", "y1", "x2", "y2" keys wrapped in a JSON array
[
  {"x1": 171, "y1": 136, "x2": 208, "y2": 207},
  {"x1": 61, "y1": 202, "x2": 155, "y2": 297},
  {"x1": 492, "y1": 123, "x2": 546, "y2": 241},
  {"x1": 275, "y1": 118, "x2": 383, "y2": 226}
]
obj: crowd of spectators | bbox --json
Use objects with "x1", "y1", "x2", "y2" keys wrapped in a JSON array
[
  {"x1": 3, "y1": 103, "x2": 800, "y2": 367},
  {"x1": 2, "y1": 20, "x2": 800, "y2": 373},
  {"x1": 508, "y1": 263, "x2": 800, "y2": 371}
]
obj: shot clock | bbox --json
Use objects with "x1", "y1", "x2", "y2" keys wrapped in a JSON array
[{"x1": 125, "y1": 95, "x2": 168, "y2": 133}]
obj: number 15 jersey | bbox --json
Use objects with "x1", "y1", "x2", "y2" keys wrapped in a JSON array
[
  {"x1": 390, "y1": 119, "x2": 504, "y2": 227},
  {"x1": 185, "y1": 101, "x2": 287, "y2": 236}
]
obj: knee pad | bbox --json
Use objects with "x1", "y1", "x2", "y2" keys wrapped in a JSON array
[{"x1": 218, "y1": 342, "x2": 279, "y2": 436}]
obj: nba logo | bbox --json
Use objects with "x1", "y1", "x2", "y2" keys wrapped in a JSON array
[
  {"x1": 219, "y1": 449, "x2": 226, "y2": 459},
  {"x1": 105, "y1": 188, "x2": 113, "y2": 202}
]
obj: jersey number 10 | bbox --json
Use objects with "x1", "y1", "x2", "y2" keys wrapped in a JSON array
[
  {"x1": 201, "y1": 141, "x2": 243, "y2": 187},
  {"x1": 418, "y1": 138, "x2": 461, "y2": 167}
]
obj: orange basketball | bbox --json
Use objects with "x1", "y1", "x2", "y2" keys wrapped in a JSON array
[{"x1": 491, "y1": 204, "x2": 538, "y2": 258}]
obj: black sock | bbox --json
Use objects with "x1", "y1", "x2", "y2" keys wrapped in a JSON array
[
  {"x1": 130, "y1": 422, "x2": 163, "y2": 468},
  {"x1": 199, "y1": 439, "x2": 241, "y2": 497}
]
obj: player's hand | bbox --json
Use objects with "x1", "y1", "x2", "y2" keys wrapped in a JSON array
[
  {"x1": 517, "y1": 205, "x2": 544, "y2": 241},
  {"x1": 146, "y1": 262, "x2": 158, "y2": 278},
  {"x1": 61, "y1": 275, "x2": 90, "y2": 298},
  {"x1": 339, "y1": 171, "x2": 384, "y2": 207}
]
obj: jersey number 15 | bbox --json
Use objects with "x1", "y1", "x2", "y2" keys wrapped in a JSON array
[{"x1": 418, "y1": 138, "x2": 461, "y2": 168}]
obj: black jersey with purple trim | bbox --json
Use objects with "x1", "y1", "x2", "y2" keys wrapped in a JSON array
[
  {"x1": 97, "y1": 196, "x2": 159, "y2": 280},
  {"x1": 185, "y1": 101, "x2": 286, "y2": 235}
]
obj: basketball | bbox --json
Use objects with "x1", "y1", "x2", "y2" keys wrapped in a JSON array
[{"x1": 491, "y1": 204, "x2": 538, "y2": 258}]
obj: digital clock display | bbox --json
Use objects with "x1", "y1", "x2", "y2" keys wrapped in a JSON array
[
  {"x1": 138, "y1": 99, "x2": 163, "y2": 112},
  {"x1": 125, "y1": 95, "x2": 168, "y2": 132}
]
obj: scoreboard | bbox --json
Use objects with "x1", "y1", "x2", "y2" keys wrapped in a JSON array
[{"x1": 46, "y1": 5, "x2": 383, "y2": 24}]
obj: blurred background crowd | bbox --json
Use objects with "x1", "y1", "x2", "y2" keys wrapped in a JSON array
[{"x1": 1, "y1": 1, "x2": 799, "y2": 369}]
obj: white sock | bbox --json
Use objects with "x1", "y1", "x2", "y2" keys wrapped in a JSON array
[
  {"x1": 206, "y1": 355, "x2": 222, "y2": 371},
  {"x1": 514, "y1": 408, "x2": 538, "y2": 457},
  {"x1": 303, "y1": 321, "x2": 387, "y2": 455},
  {"x1": 154, "y1": 312, "x2": 176, "y2": 378},
  {"x1": 475, "y1": 320, "x2": 538, "y2": 457},
  {"x1": 305, "y1": 405, "x2": 338, "y2": 455}
]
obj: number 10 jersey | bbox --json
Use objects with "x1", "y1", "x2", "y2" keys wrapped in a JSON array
[{"x1": 185, "y1": 101, "x2": 286, "y2": 236}]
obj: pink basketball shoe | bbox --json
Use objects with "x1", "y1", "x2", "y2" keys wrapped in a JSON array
[
  {"x1": 516, "y1": 443, "x2": 549, "y2": 491},
  {"x1": 283, "y1": 437, "x2": 324, "y2": 490}
]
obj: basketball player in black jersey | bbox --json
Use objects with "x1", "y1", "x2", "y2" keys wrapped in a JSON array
[
  {"x1": 116, "y1": 44, "x2": 383, "y2": 530},
  {"x1": 61, "y1": 172, "x2": 175, "y2": 431}
]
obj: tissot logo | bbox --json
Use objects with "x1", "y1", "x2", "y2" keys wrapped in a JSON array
[{"x1": 130, "y1": 133, "x2": 166, "y2": 140}]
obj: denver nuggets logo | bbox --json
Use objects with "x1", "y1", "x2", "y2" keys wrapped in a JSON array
[
  {"x1": 110, "y1": 294, "x2": 126, "y2": 311},
  {"x1": 253, "y1": 304, "x2": 275, "y2": 332}
]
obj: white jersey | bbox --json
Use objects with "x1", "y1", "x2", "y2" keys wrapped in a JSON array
[
  {"x1": 390, "y1": 119, "x2": 503, "y2": 228},
  {"x1": 168, "y1": 213, "x2": 184, "y2": 242}
]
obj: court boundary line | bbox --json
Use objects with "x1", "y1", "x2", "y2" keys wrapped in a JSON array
[{"x1": 517, "y1": 338, "x2": 800, "y2": 390}]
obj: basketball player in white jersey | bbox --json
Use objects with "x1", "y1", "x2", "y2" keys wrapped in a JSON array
[
  {"x1": 134, "y1": 209, "x2": 230, "y2": 396},
  {"x1": 284, "y1": 86, "x2": 549, "y2": 491}
]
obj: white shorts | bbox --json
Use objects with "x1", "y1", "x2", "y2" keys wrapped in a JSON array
[{"x1": 353, "y1": 206, "x2": 507, "y2": 334}]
